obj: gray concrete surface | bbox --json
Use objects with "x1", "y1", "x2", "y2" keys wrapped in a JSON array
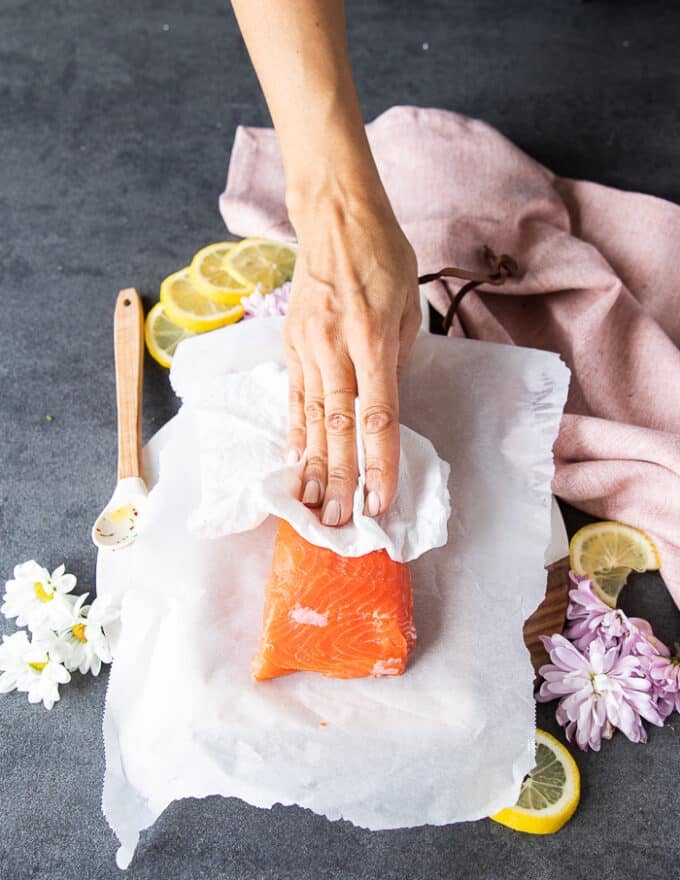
[{"x1": 1, "y1": 1, "x2": 678, "y2": 878}]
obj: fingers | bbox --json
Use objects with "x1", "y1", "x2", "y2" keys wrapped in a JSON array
[
  {"x1": 300, "y1": 359, "x2": 327, "y2": 510},
  {"x1": 286, "y1": 278, "x2": 415, "y2": 526},
  {"x1": 284, "y1": 343, "x2": 306, "y2": 464},
  {"x1": 317, "y1": 353, "x2": 358, "y2": 527},
  {"x1": 289, "y1": 335, "x2": 402, "y2": 524},
  {"x1": 354, "y1": 347, "x2": 400, "y2": 518}
]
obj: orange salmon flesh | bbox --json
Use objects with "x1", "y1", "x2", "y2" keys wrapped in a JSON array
[{"x1": 252, "y1": 519, "x2": 416, "y2": 680}]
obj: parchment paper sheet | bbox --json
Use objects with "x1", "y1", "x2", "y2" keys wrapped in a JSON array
[{"x1": 97, "y1": 321, "x2": 569, "y2": 869}]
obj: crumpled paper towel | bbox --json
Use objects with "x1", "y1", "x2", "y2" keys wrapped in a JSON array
[
  {"x1": 97, "y1": 319, "x2": 570, "y2": 869},
  {"x1": 176, "y1": 354, "x2": 451, "y2": 561}
]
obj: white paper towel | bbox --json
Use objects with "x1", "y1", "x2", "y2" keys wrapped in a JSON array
[
  {"x1": 97, "y1": 319, "x2": 570, "y2": 869},
  {"x1": 174, "y1": 358, "x2": 450, "y2": 561}
]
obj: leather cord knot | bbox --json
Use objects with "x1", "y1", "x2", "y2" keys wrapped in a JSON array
[{"x1": 418, "y1": 245, "x2": 521, "y2": 334}]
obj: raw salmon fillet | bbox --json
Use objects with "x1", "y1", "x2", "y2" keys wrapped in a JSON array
[{"x1": 252, "y1": 519, "x2": 416, "y2": 680}]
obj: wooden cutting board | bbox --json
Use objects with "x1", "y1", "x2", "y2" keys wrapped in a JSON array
[{"x1": 523, "y1": 497, "x2": 570, "y2": 672}]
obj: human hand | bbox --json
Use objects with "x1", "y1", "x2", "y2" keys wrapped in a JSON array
[
  {"x1": 231, "y1": 0, "x2": 421, "y2": 526},
  {"x1": 284, "y1": 186, "x2": 421, "y2": 526}
]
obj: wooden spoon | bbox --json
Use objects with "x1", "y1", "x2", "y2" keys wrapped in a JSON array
[{"x1": 91, "y1": 288, "x2": 148, "y2": 550}]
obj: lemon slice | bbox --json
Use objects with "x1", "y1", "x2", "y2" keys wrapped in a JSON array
[
  {"x1": 490, "y1": 730, "x2": 580, "y2": 834},
  {"x1": 160, "y1": 267, "x2": 245, "y2": 333},
  {"x1": 569, "y1": 520, "x2": 660, "y2": 607},
  {"x1": 226, "y1": 238, "x2": 296, "y2": 292},
  {"x1": 190, "y1": 242, "x2": 255, "y2": 305},
  {"x1": 144, "y1": 302, "x2": 196, "y2": 368}
]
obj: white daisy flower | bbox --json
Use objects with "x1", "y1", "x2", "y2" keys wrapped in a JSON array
[
  {"x1": 0, "y1": 631, "x2": 33, "y2": 693},
  {"x1": 59, "y1": 592, "x2": 117, "y2": 676},
  {"x1": 1, "y1": 560, "x2": 77, "y2": 632},
  {"x1": 0, "y1": 629, "x2": 71, "y2": 710}
]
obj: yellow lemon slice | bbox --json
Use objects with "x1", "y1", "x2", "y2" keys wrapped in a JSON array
[
  {"x1": 226, "y1": 238, "x2": 296, "y2": 292},
  {"x1": 490, "y1": 729, "x2": 580, "y2": 835},
  {"x1": 144, "y1": 302, "x2": 196, "y2": 369},
  {"x1": 569, "y1": 520, "x2": 660, "y2": 608},
  {"x1": 160, "y1": 267, "x2": 245, "y2": 333},
  {"x1": 190, "y1": 242, "x2": 255, "y2": 305}
]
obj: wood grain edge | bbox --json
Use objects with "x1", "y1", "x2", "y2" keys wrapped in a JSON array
[{"x1": 523, "y1": 555, "x2": 570, "y2": 674}]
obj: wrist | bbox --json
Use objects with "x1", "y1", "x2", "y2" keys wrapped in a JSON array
[{"x1": 285, "y1": 136, "x2": 392, "y2": 240}]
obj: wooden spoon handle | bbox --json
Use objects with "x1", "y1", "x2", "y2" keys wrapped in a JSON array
[{"x1": 114, "y1": 288, "x2": 144, "y2": 480}]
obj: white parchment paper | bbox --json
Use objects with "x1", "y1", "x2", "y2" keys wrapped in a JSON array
[{"x1": 97, "y1": 320, "x2": 570, "y2": 869}]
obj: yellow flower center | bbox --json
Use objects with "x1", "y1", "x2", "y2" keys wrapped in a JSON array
[
  {"x1": 29, "y1": 661, "x2": 47, "y2": 672},
  {"x1": 71, "y1": 623, "x2": 87, "y2": 643},
  {"x1": 34, "y1": 581, "x2": 54, "y2": 603}
]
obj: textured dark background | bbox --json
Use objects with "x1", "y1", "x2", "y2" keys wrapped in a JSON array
[{"x1": 1, "y1": 1, "x2": 679, "y2": 878}]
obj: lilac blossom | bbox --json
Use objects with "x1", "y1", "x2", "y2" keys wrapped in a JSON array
[
  {"x1": 537, "y1": 633, "x2": 663, "y2": 751},
  {"x1": 563, "y1": 580, "x2": 679, "y2": 721},
  {"x1": 564, "y1": 574, "x2": 641, "y2": 652},
  {"x1": 633, "y1": 630, "x2": 680, "y2": 721},
  {"x1": 242, "y1": 281, "x2": 291, "y2": 319},
  {"x1": 647, "y1": 647, "x2": 680, "y2": 719}
]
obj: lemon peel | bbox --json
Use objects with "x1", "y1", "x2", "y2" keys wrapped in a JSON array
[{"x1": 490, "y1": 729, "x2": 580, "y2": 834}]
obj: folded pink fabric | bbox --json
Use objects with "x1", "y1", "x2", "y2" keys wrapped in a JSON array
[{"x1": 220, "y1": 106, "x2": 680, "y2": 609}]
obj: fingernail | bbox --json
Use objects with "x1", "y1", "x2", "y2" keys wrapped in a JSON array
[
  {"x1": 365, "y1": 490, "x2": 381, "y2": 517},
  {"x1": 286, "y1": 448, "x2": 301, "y2": 466},
  {"x1": 322, "y1": 499, "x2": 341, "y2": 526},
  {"x1": 302, "y1": 480, "x2": 321, "y2": 505}
]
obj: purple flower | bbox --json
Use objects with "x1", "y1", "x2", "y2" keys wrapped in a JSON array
[
  {"x1": 618, "y1": 618, "x2": 679, "y2": 720},
  {"x1": 540, "y1": 569, "x2": 676, "y2": 747},
  {"x1": 537, "y1": 633, "x2": 663, "y2": 751},
  {"x1": 645, "y1": 643, "x2": 680, "y2": 721},
  {"x1": 625, "y1": 616, "x2": 670, "y2": 661},
  {"x1": 242, "y1": 281, "x2": 291, "y2": 319},
  {"x1": 564, "y1": 575, "x2": 641, "y2": 652}
]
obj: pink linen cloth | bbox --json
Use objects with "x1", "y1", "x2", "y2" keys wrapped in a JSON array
[{"x1": 219, "y1": 105, "x2": 680, "y2": 609}]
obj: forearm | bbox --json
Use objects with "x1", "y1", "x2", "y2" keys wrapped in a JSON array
[{"x1": 230, "y1": 0, "x2": 389, "y2": 229}]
